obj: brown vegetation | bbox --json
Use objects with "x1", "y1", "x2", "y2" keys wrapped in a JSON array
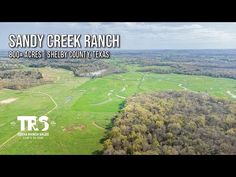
[
  {"x1": 0, "y1": 70, "x2": 49, "y2": 90},
  {"x1": 104, "y1": 91, "x2": 236, "y2": 155}
]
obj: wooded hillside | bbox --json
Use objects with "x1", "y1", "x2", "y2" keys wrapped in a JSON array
[{"x1": 104, "y1": 91, "x2": 236, "y2": 155}]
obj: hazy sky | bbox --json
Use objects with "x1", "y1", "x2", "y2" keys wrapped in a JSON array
[{"x1": 0, "y1": 22, "x2": 236, "y2": 49}]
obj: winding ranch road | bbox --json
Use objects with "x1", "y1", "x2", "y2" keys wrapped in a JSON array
[
  {"x1": 92, "y1": 121, "x2": 105, "y2": 131},
  {"x1": 0, "y1": 91, "x2": 58, "y2": 150},
  {"x1": 178, "y1": 83, "x2": 198, "y2": 93},
  {"x1": 178, "y1": 84, "x2": 188, "y2": 91},
  {"x1": 116, "y1": 95, "x2": 126, "y2": 99},
  {"x1": 91, "y1": 98, "x2": 112, "y2": 106},
  {"x1": 227, "y1": 91, "x2": 236, "y2": 99}
]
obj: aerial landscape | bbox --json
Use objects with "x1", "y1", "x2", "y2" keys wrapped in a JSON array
[{"x1": 0, "y1": 23, "x2": 236, "y2": 155}]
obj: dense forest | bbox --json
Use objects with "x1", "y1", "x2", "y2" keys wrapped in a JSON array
[
  {"x1": 0, "y1": 60, "x2": 50, "y2": 90},
  {"x1": 0, "y1": 59, "x2": 24, "y2": 70},
  {"x1": 104, "y1": 91, "x2": 236, "y2": 155},
  {"x1": 136, "y1": 62, "x2": 236, "y2": 79},
  {"x1": 0, "y1": 70, "x2": 49, "y2": 90},
  {"x1": 112, "y1": 50, "x2": 236, "y2": 79}
]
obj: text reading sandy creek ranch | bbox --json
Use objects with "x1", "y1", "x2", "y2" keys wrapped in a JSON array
[{"x1": 8, "y1": 34, "x2": 120, "y2": 48}]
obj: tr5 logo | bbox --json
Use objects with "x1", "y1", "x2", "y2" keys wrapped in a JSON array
[{"x1": 17, "y1": 116, "x2": 49, "y2": 131}]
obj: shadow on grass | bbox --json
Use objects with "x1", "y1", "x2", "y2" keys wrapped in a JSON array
[{"x1": 92, "y1": 100, "x2": 126, "y2": 155}]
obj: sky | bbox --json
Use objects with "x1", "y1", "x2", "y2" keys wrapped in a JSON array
[{"x1": 0, "y1": 22, "x2": 236, "y2": 50}]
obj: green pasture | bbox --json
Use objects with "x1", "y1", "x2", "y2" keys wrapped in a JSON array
[{"x1": 0, "y1": 67, "x2": 235, "y2": 154}]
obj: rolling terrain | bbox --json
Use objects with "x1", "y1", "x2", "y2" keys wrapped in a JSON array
[{"x1": 0, "y1": 66, "x2": 236, "y2": 154}]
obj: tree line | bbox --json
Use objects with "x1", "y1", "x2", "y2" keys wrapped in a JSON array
[
  {"x1": 115, "y1": 56, "x2": 236, "y2": 80},
  {"x1": 23, "y1": 59, "x2": 125, "y2": 77}
]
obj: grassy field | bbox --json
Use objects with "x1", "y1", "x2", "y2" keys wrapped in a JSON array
[{"x1": 0, "y1": 67, "x2": 236, "y2": 154}]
